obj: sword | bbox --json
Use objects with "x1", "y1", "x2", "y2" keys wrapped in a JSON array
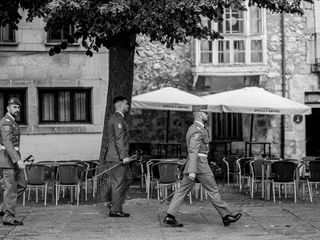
[
  {"x1": 91, "y1": 163, "x2": 121, "y2": 180},
  {"x1": 22, "y1": 155, "x2": 34, "y2": 182},
  {"x1": 90, "y1": 153, "x2": 140, "y2": 181},
  {"x1": 160, "y1": 180, "x2": 194, "y2": 204}
]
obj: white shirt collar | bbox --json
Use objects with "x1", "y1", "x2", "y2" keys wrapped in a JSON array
[
  {"x1": 116, "y1": 111, "x2": 124, "y2": 118},
  {"x1": 7, "y1": 113, "x2": 15, "y2": 121},
  {"x1": 194, "y1": 120, "x2": 204, "y2": 128}
]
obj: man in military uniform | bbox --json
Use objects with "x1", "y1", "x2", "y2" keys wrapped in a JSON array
[
  {"x1": 163, "y1": 105, "x2": 242, "y2": 227},
  {"x1": 105, "y1": 96, "x2": 133, "y2": 217},
  {"x1": 0, "y1": 97, "x2": 26, "y2": 226}
]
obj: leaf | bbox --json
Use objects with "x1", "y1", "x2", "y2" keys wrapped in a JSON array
[
  {"x1": 49, "y1": 48, "x2": 55, "y2": 56},
  {"x1": 86, "y1": 49, "x2": 93, "y2": 57},
  {"x1": 60, "y1": 41, "x2": 68, "y2": 50},
  {"x1": 53, "y1": 45, "x2": 61, "y2": 54}
]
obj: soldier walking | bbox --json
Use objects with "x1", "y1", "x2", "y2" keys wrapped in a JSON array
[
  {"x1": 0, "y1": 97, "x2": 26, "y2": 226},
  {"x1": 163, "y1": 105, "x2": 242, "y2": 227},
  {"x1": 105, "y1": 96, "x2": 133, "y2": 217}
]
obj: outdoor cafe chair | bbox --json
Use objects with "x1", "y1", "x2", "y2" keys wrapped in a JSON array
[
  {"x1": 303, "y1": 161, "x2": 320, "y2": 202},
  {"x1": 150, "y1": 161, "x2": 181, "y2": 200},
  {"x1": 300, "y1": 156, "x2": 315, "y2": 177},
  {"x1": 138, "y1": 155, "x2": 158, "y2": 190},
  {"x1": 55, "y1": 163, "x2": 85, "y2": 206},
  {"x1": 83, "y1": 160, "x2": 99, "y2": 200},
  {"x1": 249, "y1": 159, "x2": 264, "y2": 199},
  {"x1": 146, "y1": 159, "x2": 160, "y2": 199},
  {"x1": 236, "y1": 157, "x2": 254, "y2": 192},
  {"x1": 23, "y1": 164, "x2": 53, "y2": 206},
  {"x1": 222, "y1": 156, "x2": 240, "y2": 187},
  {"x1": 270, "y1": 161, "x2": 298, "y2": 203},
  {"x1": 190, "y1": 179, "x2": 208, "y2": 203}
]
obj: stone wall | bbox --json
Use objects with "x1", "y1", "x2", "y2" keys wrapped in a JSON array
[
  {"x1": 132, "y1": 9, "x2": 320, "y2": 159},
  {"x1": 260, "y1": 10, "x2": 319, "y2": 159},
  {"x1": 131, "y1": 36, "x2": 194, "y2": 148}
]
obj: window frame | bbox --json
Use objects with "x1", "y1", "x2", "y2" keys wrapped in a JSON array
[
  {"x1": 198, "y1": 6, "x2": 266, "y2": 66},
  {"x1": 211, "y1": 112, "x2": 243, "y2": 141},
  {"x1": 47, "y1": 25, "x2": 75, "y2": 43},
  {"x1": 0, "y1": 24, "x2": 16, "y2": 44},
  {"x1": 218, "y1": 8, "x2": 245, "y2": 35},
  {"x1": 38, "y1": 88, "x2": 92, "y2": 124},
  {"x1": 0, "y1": 88, "x2": 27, "y2": 124},
  {"x1": 249, "y1": 7, "x2": 262, "y2": 35},
  {"x1": 251, "y1": 39, "x2": 263, "y2": 63},
  {"x1": 218, "y1": 40, "x2": 231, "y2": 64}
]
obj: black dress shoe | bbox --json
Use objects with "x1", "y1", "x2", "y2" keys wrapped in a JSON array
[
  {"x1": 109, "y1": 211, "x2": 130, "y2": 217},
  {"x1": 121, "y1": 212, "x2": 130, "y2": 217},
  {"x1": 163, "y1": 215, "x2": 183, "y2": 227},
  {"x1": 0, "y1": 211, "x2": 4, "y2": 217},
  {"x1": 3, "y1": 220, "x2": 23, "y2": 226},
  {"x1": 222, "y1": 213, "x2": 242, "y2": 226}
]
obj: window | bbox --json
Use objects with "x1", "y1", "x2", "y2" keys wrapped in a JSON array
[
  {"x1": 234, "y1": 40, "x2": 245, "y2": 63},
  {"x1": 200, "y1": 40, "x2": 213, "y2": 63},
  {"x1": 218, "y1": 40, "x2": 230, "y2": 63},
  {"x1": 47, "y1": 25, "x2": 74, "y2": 43},
  {"x1": 39, "y1": 88, "x2": 91, "y2": 124},
  {"x1": 212, "y1": 113, "x2": 242, "y2": 140},
  {"x1": 0, "y1": 24, "x2": 15, "y2": 43},
  {"x1": 0, "y1": 88, "x2": 26, "y2": 124},
  {"x1": 198, "y1": 6, "x2": 265, "y2": 65},
  {"x1": 251, "y1": 40, "x2": 263, "y2": 62},
  {"x1": 218, "y1": 9, "x2": 244, "y2": 34},
  {"x1": 250, "y1": 7, "x2": 262, "y2": 35}
]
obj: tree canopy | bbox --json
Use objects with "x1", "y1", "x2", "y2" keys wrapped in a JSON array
[{"x1": 0, "y1": 0, "x2": 313, "y2": 55}]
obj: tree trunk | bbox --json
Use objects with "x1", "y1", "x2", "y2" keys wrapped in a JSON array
[{"x1": 97, "y1": 33, "x2": 136, "y2": 203}]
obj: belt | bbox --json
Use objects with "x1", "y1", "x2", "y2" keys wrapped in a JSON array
[
  {"x1": 0, "y1": 145, "x2": 19, "y2": 151},
  {"x1": 198, "y1": 153, "x2": 208, "y2": 157}
]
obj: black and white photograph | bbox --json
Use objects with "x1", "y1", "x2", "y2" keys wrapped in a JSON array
[{"x1": 0, "y1": 0, "x2": 320, "y2": 239}]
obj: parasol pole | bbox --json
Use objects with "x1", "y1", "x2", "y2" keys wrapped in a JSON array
[
  {"x1": 249, "y1": 114, "x2": 254, "y2": 157},
  {"x1": 165, "y1": 110, "x2": 170, "y2": 158}
]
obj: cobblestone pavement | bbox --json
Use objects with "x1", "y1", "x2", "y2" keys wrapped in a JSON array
[{"x1": 0, "y1": 183, "x2": 320, "y2": 240}]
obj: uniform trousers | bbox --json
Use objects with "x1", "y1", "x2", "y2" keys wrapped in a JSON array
[
  {"x1": 167, "y1": 172, "x2": 231, "y2": 218},
  {"x1": 0, "y1": 168, "x2": 27, "y2": 222},
  {"x1": 107, "y1": 162, "x2": 133, "y2": 212}
]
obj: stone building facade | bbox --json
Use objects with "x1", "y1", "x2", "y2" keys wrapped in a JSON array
[
  {"x1": 0, "y1": 13, "x2": 108, "y2": 161},
  {"x1": 1, "y1": 3, "x2": 320, "y2": 161},
  {"x1": 132, "y1": 2, "x2": 320, "y2": 160}
]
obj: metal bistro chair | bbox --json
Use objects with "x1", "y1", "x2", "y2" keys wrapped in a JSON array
[
  {"x1": 83, "y1": 160, "x2": 99, "y2": 201},
  {"x1": 146, "y1": 159, "x2": 163, "y2": 199},
  {"x1": 236, "y1": 157, "x2": 254, "y2": 192},
  {"x1": 150, "y1": 161, "x2": 180, "y2": 200},
  {"x1": 305, "y1": 161, "x2": 320, "y2": 202},
  {"x1": 271, "y1": 161, "x2": 298, "y2": 203},
  {"x1": 23, "y1": 164, "x2": 52, "y2": 206},
  {"x1": 222, "y1": 155, "x2": 241, "y2": 187},
  {"x1": 249, "y1": 159, "x2": 264, "y2": 199},
  {"x1": 55, "y1": 163, "x2": 85, "y2": 206}
]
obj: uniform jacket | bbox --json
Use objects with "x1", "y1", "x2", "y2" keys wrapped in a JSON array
[
  {"x1": 105, "y1": 112, "x2": 129, "y2": 163},
  {"x1": 0, "y1": 113, "x2": 21, "y2": 168},
  {"x1": 183, "y1": 121, "x2": 212, "y2": 174}
]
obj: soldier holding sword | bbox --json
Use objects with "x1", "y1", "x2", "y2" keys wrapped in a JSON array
[
  {"x1": 105, "y1": 96, "x2": 133, "y2": 218},
  {"x1": 0, "y1": 97, "x2": 26, "y2": 226}
]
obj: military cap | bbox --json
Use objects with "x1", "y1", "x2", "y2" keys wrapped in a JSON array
[
  {"x1": 192, "y1": 105, "x2": 207, "y2": 112},
  {"x1": 8, "y1": 97, "x2": 21, "y2": 106}
]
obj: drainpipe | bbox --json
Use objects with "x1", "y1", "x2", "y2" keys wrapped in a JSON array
[{"x1": 280, "y1": 12, "x2": 285, "y2": 159}]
